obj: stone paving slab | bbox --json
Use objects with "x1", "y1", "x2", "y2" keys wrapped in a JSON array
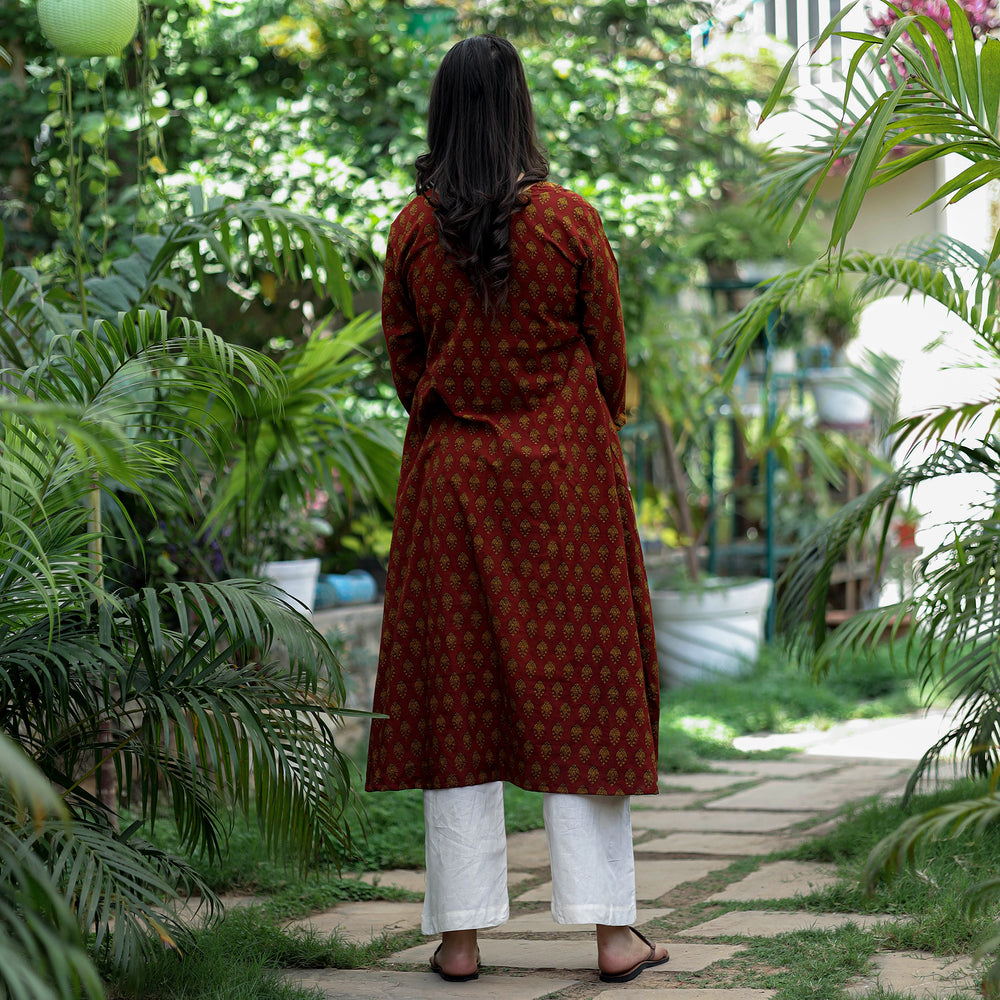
[
  {"x1": 357, "y1": 868, "x2": 532, "y2": 895},
  {"x1": 708, "y1": 861, "x2": 839, "y2": 902},
  {"x1": 679, "y1": 909, "x2": 902, "y2": 938},
  {"x1": 391, "y1": 939, "x2": 744, "y2": 973},
  {"x1": 635, "y1": 791, "x2": 705, "y2": 810},
  {"x1": 499, "y1": 906, "x2": 673, "y2": 933},
  {"x1": 707, "y1": 765, "x2": 909, "y2": 812},
  {"x1": 641, "y1": 832, "x2": 800, "y2": 856},
  {"x1": 733, "y1": 711, "x2": 960, "y2": 760},
  {"x1": 507, "y1": 829, "x2": 551, "y2": 869},
  {"x1": 630, "y1": 809, "x2": 817, "y2": 833},
  {"x1": 714, "y1": 760, "x2": 842, "y2": 778},
  {"x1": 516, "y1": 859, "x2": 730, "y2": 903},
  {"x1": 597, "y1": 991, "x2": 775, "y2": 1000},
  {"x1": 283, "y1": 969, "x2": 577, "y2": 999},
  {"x1": 357, "y1": 869, "x2": 426, "y2": 893},
  {"x1": 659, "y1": 773, "x2": 754, "y2": 792},
  {"x1": 804, "y1": 713, "x2": 961, "y2": 762},
  {"x1": 845, "y1": 951, "x2": 980, "y2": 998},
  {"x1": 286, "y1": 901, "x2": 423, "y2": 943}
]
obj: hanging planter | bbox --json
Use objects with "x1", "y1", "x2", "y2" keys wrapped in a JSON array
[{"x1": 38, "y1": 0, "x2": 139, "y2": 57}]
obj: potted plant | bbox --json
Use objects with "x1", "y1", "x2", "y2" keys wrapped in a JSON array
[
  {"x1": 684, "y1": 197, "x2": 823, "y2": 287},
  {"x1": 631, "y1": 294, "x2": 888, "y2": 685},
  {"x1": 685, "y1": 199, "x2": 797, "y2": 284},
  {"x1": 256, "y1": 492, "x2": 333, "y2": 613},
  {"x1": 630, "y1": 310, "x2": 776, "y2": 687},
  {"x1": 801, "y1": 276, "x2": 873, "y2": 425},
  {"x1": 203, "y1": 313, "x2": 403, "y2": 608}
]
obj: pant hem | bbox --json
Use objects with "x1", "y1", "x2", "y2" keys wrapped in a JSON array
[
  {"x1": 551, "y1": 905, "x2": 638, "y2": 926},
  {"x1": 421, "y1": 905, "x2": 509, "y2": 935}
]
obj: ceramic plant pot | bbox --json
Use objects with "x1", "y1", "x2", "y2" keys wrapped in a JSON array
[
  {"x1": 806, "y1": 367, "x2": 873, "y2": 426},
  {"x1": 260, "y1": 558, "x2": 321, "y2": 614},
  {"x1": 38, "y1": 0, "x2": 139, "y2": 57},
  {"x1": 650, "y1": 577, "x2": 774, "y2": 687}
]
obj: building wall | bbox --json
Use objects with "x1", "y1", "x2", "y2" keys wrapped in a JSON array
[{"x1": 818, "y1": 160, "x2": 948, "y2": 253}]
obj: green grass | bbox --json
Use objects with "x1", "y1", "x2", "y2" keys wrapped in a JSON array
[
  {"x1": 104, "y1": 906, "x2": 401, "y2": 1000},
  {"x1": 790, "y1": 777, "x2": 999, "y2": 955},
  {"x1": 658, "y1": 639, "x2": 924, "y2": 771},
  {"x1": 703, "y1": 925, "x2": 879, "y2": 999}
]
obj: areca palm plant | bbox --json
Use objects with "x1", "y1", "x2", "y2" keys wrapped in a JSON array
[
  {"x1": 0, "y1": 194, "x2": 398, "y2": 998},
  {"x1": 721, "y1": 1, "x2": 1000, "y2": 989}
]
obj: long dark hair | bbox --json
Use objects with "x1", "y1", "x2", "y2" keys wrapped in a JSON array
[{"x1": 415, "y1": 35, "x2": 548, "y2": 309}]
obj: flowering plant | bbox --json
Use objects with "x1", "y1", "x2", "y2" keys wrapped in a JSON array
[{"x1": 868, "y1": 0, "x2": 1000, "y2": 38}]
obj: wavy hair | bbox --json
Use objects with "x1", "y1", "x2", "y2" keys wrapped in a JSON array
[{"x1": 415, "y1": 35, "x2": 549, "y2": 309}]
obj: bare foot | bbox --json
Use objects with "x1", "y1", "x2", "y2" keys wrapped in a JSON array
[
  {"x1": 596, "y1": 924, "x2": 669, "y2": 981},
  {"x1": 430, "y1": 928, "x2": 480, "y2": 980}
]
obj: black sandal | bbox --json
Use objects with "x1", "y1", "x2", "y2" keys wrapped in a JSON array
[{"x1": 429, "y1": 943, "x2": 481, "y2": 982}]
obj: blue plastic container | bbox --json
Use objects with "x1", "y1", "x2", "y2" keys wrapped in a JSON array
[{"x1": 315, "y1": 569, "x2": 378, "y2": 609}]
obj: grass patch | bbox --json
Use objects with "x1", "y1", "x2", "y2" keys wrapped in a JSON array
[
  {"x1": 659, "y1": 640, "x2": 924, "y2": 771},
  {"x1": 787, "y1": 777, "x2": 998, "y2": 955},
  {"x1": 105, "y1": 906, "x2": 402, "y2": 1000},
  {"x1": 705, "y1": 925, "x2": 881, "y2": 999}
]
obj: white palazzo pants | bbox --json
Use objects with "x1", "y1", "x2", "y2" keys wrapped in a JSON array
[{"x1": 422, "y1": 781, "x2": 636, "y2": 934}]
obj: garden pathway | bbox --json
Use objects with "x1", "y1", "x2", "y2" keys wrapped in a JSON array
[{"x1": 282, "y1": 710, "x2": 980, "y2": 1000}]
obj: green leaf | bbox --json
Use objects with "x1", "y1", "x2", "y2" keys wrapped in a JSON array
[
  {"x1": 811, "y1": 0, "x2": 862, "y2": 54},
  {"x1": 831, "y1": 85, "x2": 907, "y2": 251},
  {"x1": 918, "y1": 14, "x2": 962, "y2": 99},
  {"x1": 758, "y1": 47, "x2": 802, "y2": 126},
  {"x1": 983, "y1": 38, "x2": 1000, "y2": 135},
  {"x1": 949, "y1": 0, "x2": 980, "y2": 119}
]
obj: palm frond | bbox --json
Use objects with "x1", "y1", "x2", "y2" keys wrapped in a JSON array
[
  {"x1": 112, "y1": 579, "x2": 362, "y2": 865},
  {"x1": 759, "y1": 13, "x2": 1000, "y2": 258},
  {"x1": 41, "y1": 817, "x2": 214, "y2": 972},
  {"x1": 863, "y1": 786, "x2": 1000, "y2": 893},
  {"x1": 80, "y1": 190, "x2": 378, "y2": 323},
  {"x1": 0, "y1": 751, "x2": 104, "y2": 1000}
]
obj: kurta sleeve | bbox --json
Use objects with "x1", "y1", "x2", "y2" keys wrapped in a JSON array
[
  {"x1": 578, "y1": 207, "x2": 628, "y2": 429},
  {"x1": 382, "y1": 219, "x2": 426, "y2": 413}
]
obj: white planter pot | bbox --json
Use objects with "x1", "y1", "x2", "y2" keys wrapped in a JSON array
[
  {"x1": 771, "y1": 348, "x2": 798, "y2": 374},
  {"x1": 806, "y1": 367, "x2": 872, "y2": 426},
  {"x1": 260, "y1": 558, "x2": 321, "y2": 614},
  {"x1": 650, "y1": 577, "x2": 774, "y2": 687}
]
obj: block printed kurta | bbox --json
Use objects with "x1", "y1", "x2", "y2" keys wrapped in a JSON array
[{"x1": 365, "y1": 182, "x2": 659, "y2": 796}]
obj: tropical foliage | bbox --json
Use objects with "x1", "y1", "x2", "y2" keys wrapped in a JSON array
[
  {"x1": 0, "y1": 19, "x2": 403, "y2": 993},
  {"x1": 2, "y1": 0, "x2": 773, "y2": 329},
  {"x1": 0, "y1": 205, "x2": 390, "y2": 995},
  {"x1": 720, "y1": 1, "x2": 1000, "y2": 991}
]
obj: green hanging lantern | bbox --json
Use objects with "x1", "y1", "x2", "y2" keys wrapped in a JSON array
[{"x1": 37, "y1": 0, "x2": 139, "y2": 58}]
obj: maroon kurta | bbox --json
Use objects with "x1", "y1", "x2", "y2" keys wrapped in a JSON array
[{"x1": 365, "y1": 182, "x2": 659, "y2": 795}]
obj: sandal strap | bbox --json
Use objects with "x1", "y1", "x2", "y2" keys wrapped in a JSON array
[{"x1": 628, "y1": 926, "x2": 656, "y2": 958}]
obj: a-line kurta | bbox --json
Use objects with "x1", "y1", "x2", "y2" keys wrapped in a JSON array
[{"x1": 365, "y1": 181, "x2": 659, "y2": 796}]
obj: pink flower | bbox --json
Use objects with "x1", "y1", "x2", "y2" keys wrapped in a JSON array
[{"x1": 868, "y1": 0, "x2": 1000, "y2": 40}]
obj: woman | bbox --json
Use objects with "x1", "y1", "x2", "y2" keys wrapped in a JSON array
[{"x1": 365, "y1": 34, "x2": 667, "y2": 985}]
